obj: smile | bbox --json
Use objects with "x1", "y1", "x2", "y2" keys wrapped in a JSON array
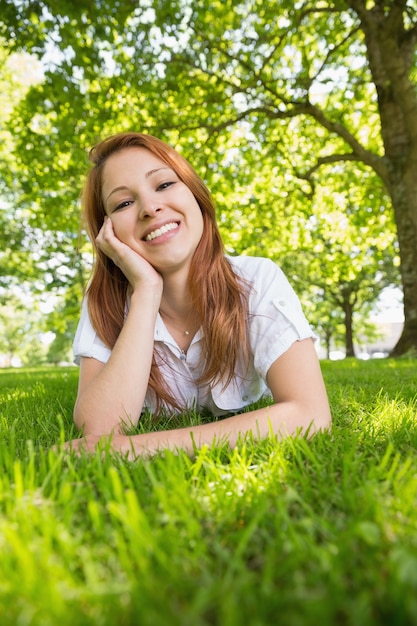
[{"x1": 145, "y1": 222, "x2": 179, "y2": 242}]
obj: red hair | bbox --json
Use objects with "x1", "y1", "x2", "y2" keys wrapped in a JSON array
[{"x1": 82, "y1": 132, "x2": 250, "y2": 413}]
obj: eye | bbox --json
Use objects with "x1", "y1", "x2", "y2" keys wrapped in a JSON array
[
  {"x1": 156, "y1": 181, "x2": 175, "y2": 191},
  {"x1": 112, "y1": 200, "x2": 133, "y2": 213}
]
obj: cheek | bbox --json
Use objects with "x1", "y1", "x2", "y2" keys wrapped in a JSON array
[
  {"x1": 111, "y1": 214, "x2": 135, "y2": 243},
  {"x1": 197, "y1": 218, "x2": 204, "y2": 242},
  {"x1": 195, "y1": 209, "x2": 204, "y2": 238}
]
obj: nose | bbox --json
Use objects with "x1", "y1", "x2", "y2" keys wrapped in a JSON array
[{"x1": 137, "y1": 194, "x2": 163, "y2": 220}]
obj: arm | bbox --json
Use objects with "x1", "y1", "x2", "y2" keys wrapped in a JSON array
[
  {"x1": 70, "y1": 337, "x2": 331, "y2": 457},
  {"x1": 73, "y1": 218, "x2": 163, "y2": 435}
]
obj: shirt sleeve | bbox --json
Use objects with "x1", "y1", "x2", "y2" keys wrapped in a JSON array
[
  {"x1": 246, "y1": 258, "x2": 316, "y2": 381},
  {"x1": 72, "y1": 298, "x2": 112, "y2": 366}
]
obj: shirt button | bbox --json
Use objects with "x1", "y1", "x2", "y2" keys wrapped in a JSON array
[
  {"x1": 242, "y1": 395, "x2": 248, "y2": 401},
  {"x1": 279, "y1": 300, "x2": 286, "y2": 306}
]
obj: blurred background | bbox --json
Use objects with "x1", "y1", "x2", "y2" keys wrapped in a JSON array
[{"x1": 1, "y1": 0, "x2": 416, "y2": 367}]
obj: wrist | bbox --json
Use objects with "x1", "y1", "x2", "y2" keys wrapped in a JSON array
[{"x1": 130, "y1": 282, "x2": 162, "y2": 306}]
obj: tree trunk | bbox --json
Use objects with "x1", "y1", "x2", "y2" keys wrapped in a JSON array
[
  {"x1": 350, "y1": 0, "x2": 417, "y2": 355},
  {"x1": 324, "y1": 329, "x2": 332, "y2": 359},
  {"x1": 387, "y1": 168, "x2": 417, "y2": 355},
  {"x1": 343, "y1": 297, "x2": 356, "y2": 358}
]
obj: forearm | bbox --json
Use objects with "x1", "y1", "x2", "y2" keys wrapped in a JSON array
[
  {"x1": 107, "y1": 399, "x2": 331, "y2": 459},
  {"x1": 74, "y1": 290, "x2": 160, "y2": 435}
]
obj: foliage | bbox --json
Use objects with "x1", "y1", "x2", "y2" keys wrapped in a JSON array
[
  {"x1": 0, "y1": 0, "x2": 415, "y2": 353},
  {"x1": 44, "y1": 281, "x2": 84, "y2": 365},
  {"x1": 0, "y1": 44, "x2": 44, "y2": 287},
  {"x1": 285, "y1": 163, "x2": 400, "y2": 355},
  {"x1": 0, "y1": 360, "x2": 416, "y2": 624},
  {"x1": 0, "y1": 294, "x2": 45, "y2": 366}
]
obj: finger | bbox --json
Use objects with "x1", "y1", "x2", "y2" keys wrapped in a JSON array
[
  {"x1": 96, "y1": 219, "x2": 126, "y2": 264},
  {"x1": 96, "y1": 216, "x2": 115, "y2": 247}
]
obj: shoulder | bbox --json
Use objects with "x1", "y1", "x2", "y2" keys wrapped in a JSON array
[
  {"x1": 227, "y1": 255, "x2": 288, "y2": 286},
  {"x1": 227, "y1": 255, "x2": 306, "y2": 315},
  {"x1": 227, "y1": 254, "x2": 278, "y2": 274},
  {"x1": 72, "y1": 297, "x2": 112, "y2": 365}
]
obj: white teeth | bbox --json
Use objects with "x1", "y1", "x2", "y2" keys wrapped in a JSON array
[{"x1": 145, "y1": 222, "x2": 179, "y2": 242}]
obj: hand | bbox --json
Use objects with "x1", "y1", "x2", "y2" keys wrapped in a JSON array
[
  {"x1": 60, "y1": 433, "x2": 105, "y2": 455},
  {"x1": 96, "y1": 217, "x2": 163, "y2": 292},
  {"x1": 58, "y1": 432, "x2": 156, "y2": 460}
]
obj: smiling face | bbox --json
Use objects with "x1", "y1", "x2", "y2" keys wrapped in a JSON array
[{"x1": 101, "y1": 147, "x2": 204, "y2": 276}]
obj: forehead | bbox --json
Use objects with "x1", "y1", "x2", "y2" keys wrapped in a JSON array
[{"x1": 102, "y1": 147, "x2": 169, "y2": 183}]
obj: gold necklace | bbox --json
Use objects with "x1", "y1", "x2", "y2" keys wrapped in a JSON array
[{"x1": 159, "y1": 308, "x2": 196, "y2": 337}]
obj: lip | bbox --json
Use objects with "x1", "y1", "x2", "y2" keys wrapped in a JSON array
[{"x1": 142, "y1": 220, "x2": 180, "y2": 242}]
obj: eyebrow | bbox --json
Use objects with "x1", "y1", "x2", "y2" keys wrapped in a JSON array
[
  {"x1": 105, "y1": 167, "x2": 173, "y2": 202},
  {"x1": 145, "y1": 166, "x2": 172, "y2": 179}
]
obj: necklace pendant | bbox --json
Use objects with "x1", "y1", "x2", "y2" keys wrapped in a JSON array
[{"x1": 184, "y1": 330, "x2": 190, "y2": 336}]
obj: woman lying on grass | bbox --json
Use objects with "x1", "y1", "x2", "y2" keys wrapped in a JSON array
[{"x1": 68, "y1": 132, "x2": 331, "y2": 458}]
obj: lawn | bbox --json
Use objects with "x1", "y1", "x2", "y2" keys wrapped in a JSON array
[{"x1": 0, "y1": 359, "x2": 416, "y2": 626}]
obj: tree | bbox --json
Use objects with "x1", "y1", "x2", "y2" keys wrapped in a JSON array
[
  {"x1": 0, "y1": 43, "x2": 44, "y2": 287},
  {"x1": 285, "y1": 163, "x2": 400, "y2": 357},
  {"x1": 44, "y1": 279, "x2": 84, "y2": 365},
  {"x1": 0, "y1": 0, "x2": 414, "y2": 353},
  {"x1": 338, "y1": 0, "x2": 417, "y2": 355},
  {"x1": 0, "y1": 293, "x2": 47, "y2": 366},
  {"x1": 147, "y1": 0, "x2": 416, "y2": 355}
]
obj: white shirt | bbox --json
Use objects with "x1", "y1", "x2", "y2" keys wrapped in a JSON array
[{"x1": 73, "y1": 256, "x2": 315, "y2": 416}]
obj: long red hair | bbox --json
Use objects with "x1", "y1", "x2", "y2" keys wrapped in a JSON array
[{"x1": 82, "y1": 132, "x2": 250, "y2": 413}]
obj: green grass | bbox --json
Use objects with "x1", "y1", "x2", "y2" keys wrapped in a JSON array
[{"x1": 0, "y1": 360, "x2": 416, "y2": 626}]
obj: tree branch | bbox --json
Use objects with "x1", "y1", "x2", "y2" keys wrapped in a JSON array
[
  {"x1": 294, "y1": 153, "x2": 365, "y2": 197},
  {"x1": 299, "y1": 101, "x2": 389, "y2": 180}
]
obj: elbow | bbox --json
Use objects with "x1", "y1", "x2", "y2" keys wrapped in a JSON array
[
  {"x1": 73, "y1": 398, "x2": 124, "y2": 436},
  {"x1": 310, "y1": 405, "x2": 332, "y2": 435},
  {"x1": 73, "y1": 396, "x2": 95, "y2": 434},
  {"x1": 73, "y1": 400, "x2": 86, "y2": 432},
  {"x1": 288, "y1": 399, "x2": 331, "y2": 437}
]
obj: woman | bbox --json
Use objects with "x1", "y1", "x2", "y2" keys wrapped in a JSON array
[{"x1": 70, "y1": 132, "x2": 331, "y2": 458}]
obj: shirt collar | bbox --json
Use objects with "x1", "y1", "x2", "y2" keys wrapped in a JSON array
[{"x1": 154, "y1": 313, "x2": 204, "y2": 346}]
